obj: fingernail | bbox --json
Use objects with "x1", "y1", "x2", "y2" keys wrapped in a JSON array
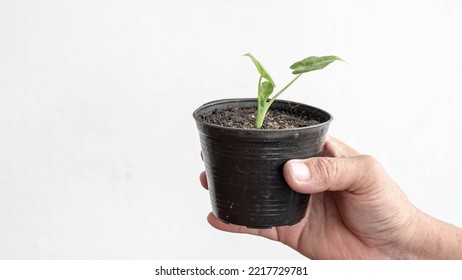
[{"x1": 289, "y1": 160, "x2": 311, "y2": 182}]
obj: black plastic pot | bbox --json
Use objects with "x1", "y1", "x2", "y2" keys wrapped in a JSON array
[{"x1": 193, "y1": 98, "x2": 332, "y2": 228}]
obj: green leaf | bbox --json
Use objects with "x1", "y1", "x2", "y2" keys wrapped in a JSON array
[
  {"x1": 244, "y1": 53, "x2": 276, "y2": 87},
  {"x1": 290, "y1": 55, "x2": 343, "y2": 74},
  {"x1": 259, "y1": 80, "x2": 274, "y2": 106}
]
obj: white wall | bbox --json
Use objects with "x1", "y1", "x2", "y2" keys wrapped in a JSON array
[{"x1": 1, "y1": 0, "x2": 461, "y2": 259}]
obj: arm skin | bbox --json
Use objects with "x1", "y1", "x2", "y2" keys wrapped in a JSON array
[
  {"x1": 399, "y1": 209, "x2": 462, "y2": 259},
  {"x1": 199, "y1": 136, "x2": 462, "y2": 259}
]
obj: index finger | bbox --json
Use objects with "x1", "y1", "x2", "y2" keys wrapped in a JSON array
[{"x1": 323, "y1": 135, "x2": 359, "y2": 158}]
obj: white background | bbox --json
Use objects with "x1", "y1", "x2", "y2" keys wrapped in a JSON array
[{"x1": 1, "y1": 0, "x2": 461, "y2": 259}]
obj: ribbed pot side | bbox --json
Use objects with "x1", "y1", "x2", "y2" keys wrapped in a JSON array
[{"x1": 193, "y1": 98, "x2": 332, "y2": 228}]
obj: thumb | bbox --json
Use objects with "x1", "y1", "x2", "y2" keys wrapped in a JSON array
[{"x1": 283, "y1": 155, "x2": 381, "y2": 194}]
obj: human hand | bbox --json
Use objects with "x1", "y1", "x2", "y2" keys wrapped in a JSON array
[{"x1": 199, "y1": 136, "x2": 462, "y2": 259}]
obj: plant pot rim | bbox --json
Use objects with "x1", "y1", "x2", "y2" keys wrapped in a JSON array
[{"x1": 193, "y1": 98, "x2": 333, "y2": 133}]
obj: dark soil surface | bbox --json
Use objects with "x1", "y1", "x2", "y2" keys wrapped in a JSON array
[{"x1": 200, "y1": 106, "x2": 320, "y2": 129}]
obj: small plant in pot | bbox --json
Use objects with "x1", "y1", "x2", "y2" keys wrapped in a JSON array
[{"x1": 193, "y1": 53, "x2": 342, "y2": 228}]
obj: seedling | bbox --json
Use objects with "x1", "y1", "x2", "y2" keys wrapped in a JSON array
[{"x1": 244, "y1": 53, "x2": 342, "y2": 128}]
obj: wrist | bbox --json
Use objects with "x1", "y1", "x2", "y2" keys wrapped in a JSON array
[{"x1": 397, "y1": 207, "x2": 462, "y2": 259}]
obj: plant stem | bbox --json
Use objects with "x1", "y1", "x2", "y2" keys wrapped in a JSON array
[
  {"x1": 257, "y1": 75, "x2": 262, "y2": 100},
  {"x1": 255, "y1": 106, "x2": 265, "y2": 129},
  {"x1": 254, "y1": 74, "x2": 303, "y2": 128},
  {"x1": 255, "y1": 76, "x2": 264, "y2": 128},
  {"x1": 267, "y1": 73, "x2": 302, "y2": 107}
]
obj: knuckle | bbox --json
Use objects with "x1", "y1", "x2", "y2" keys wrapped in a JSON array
[
  {"x1": 358, "y1": 154, "x2": 382, "y2": 173},
  {"x1": 312, "y1": 157, "x2": 339, "y2": 182},
  {"x1": 356, "y1": 154, "x2": 384, "y2": 186}
]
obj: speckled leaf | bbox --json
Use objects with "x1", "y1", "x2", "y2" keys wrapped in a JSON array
[{"x1": 290, "y1": 56, "x2": 343, "y2": 74}]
